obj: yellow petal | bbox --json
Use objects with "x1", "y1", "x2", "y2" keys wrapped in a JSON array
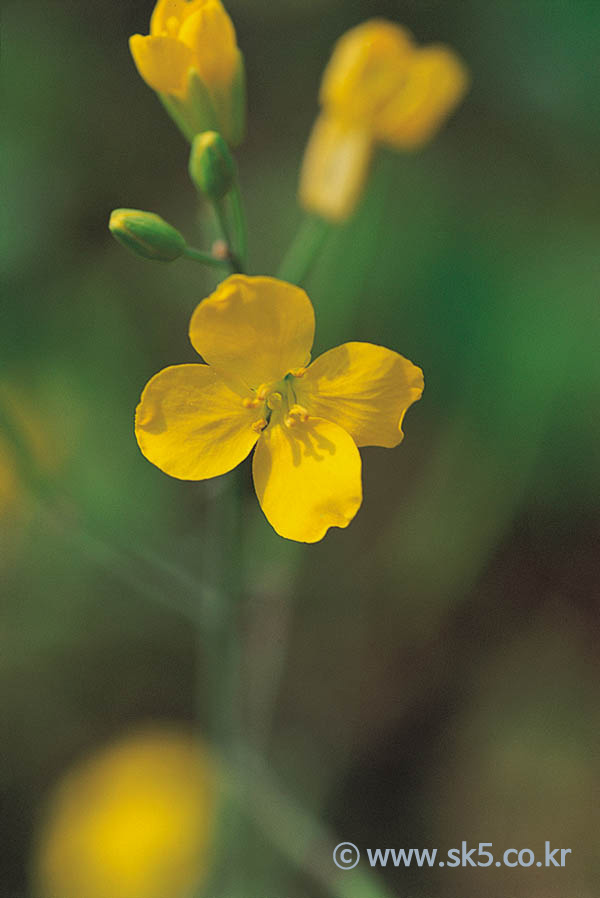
[
  {"x1": 189, "y1": 276, "x2": 315, "y2": 392},
  {"x1": 129, "y1": 34, "x2": 194, "y2": 96},
  {"x1": 299, "y1": 114, "x2": 374, "y2": 222},
  {"x1": 375, "y1": 45, "x2": 469, "y2": 148},
  {"x1": 178, "y1": 1, "x2": 238, "y2": 88},
  {"x1": 252, "y1": 415, "x2": 362, "y2": 543},
  {"x1": 135, "y1": 364, "x2": 261, "y2": 480},
  {"x1": 150, "y1": 0, "x2": 209, "y2": 36},
  {"x1": 294, "y1": 342, "x2": 424, "y2": 448},
  {"x1": 321, "y1": 19, "x2": 414, "y2": 124}
]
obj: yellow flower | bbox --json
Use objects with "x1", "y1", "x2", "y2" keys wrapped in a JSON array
[
  {"x1": 130, "y1": 0, "x2": 245, "y2": 145},
  {"x1": 320, "y1": 20, "x2": 415, "y2": 127},
  {"x1": 300, "y1": 19, "x2": 469, "y2": 221},
  {"x1": 33, "y1": 729, "x2": 217, "y2": 898},
  {"x1": 135, "y1": 275, "x2": 424, "y2": 543}
]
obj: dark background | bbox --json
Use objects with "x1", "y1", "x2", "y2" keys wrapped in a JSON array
[{"x1": 2, "y1": 1, "x2": 599, "y2": 896}]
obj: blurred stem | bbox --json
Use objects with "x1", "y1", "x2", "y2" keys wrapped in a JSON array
[
  {"x1": 44, "y1": 508, "x2": 211, "y2": 622},
  {"x1": 248, "y1": 548, "x2": 303, "y2": 753},
  {"x1": 183, "y1": 245, "x2": 230, "y2": 269},
  {"x1": 202, "y1": 469, "x2": 246, "y2": 896},
  {"x1": 0, "y1": 383, "x2": 221, "y2": 629},
  {"x1": 209, "y1": 470, "x2": 244, "y2": 749},
  {"x1": 277, "y1": 214, "x2": 332, "y2": 285},
  {"x1": 235, "y1": 746, "x2": 398, "y2": 898}
]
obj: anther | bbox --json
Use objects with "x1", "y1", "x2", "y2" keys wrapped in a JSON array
[
  {"x1": 243, "y1": 398, "x2": 260, "y2": 409},
  {"x1": 256, "y1": 385, "x2": 270, "y2": 401},
  {"x1": 252, "y1": 418, "x2": 268, "y2": 433},
  {"x1": 284, "y1": 416, "x2": 297, "y2": 429},
  {"x1": 289, "y1": 367, "x2": 306, "y2": 378},
  {"x1": 289, "y1": 404, "x2": 309, "y2": 422}
]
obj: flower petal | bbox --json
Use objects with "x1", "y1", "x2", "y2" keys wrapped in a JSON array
[
  {"x1": 321, "y1": 19, "x2": 415, "y2": 125},
  {"x1": 129, "y1": 34, "x2": 194, "y2": 96},
  {"x1": 294, "y1": 342, "x2": 424, "y2": 448},
  {"x1": 299, "y1": 114, "x2": 374, "y2": 222},
  {"x1": 252, "y1": 415, "x2": 362, "y2": 543},
  {"x1": 189, "y1": 275, "x2": 315, "y2": 392},
  {"x1": 375, "y1": 45, "x2": 469, "y2": 148},
  {"x1": 135, "y1": 364, "x2": 262, "y2": 480},
  {"x1": 150, "y1": 0, "x2": 209, "y2": 36},
  {"x1": 178, "y1": 2, "x2": 238, "y2": 88}
]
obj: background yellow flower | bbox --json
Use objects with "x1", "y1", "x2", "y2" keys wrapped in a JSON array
[
  {"x1": 33, "y1": 729, "x2": 217, "y2": 898},
  {"x1": 300, "y1": 19, "x2": 468, "y2": 221}
]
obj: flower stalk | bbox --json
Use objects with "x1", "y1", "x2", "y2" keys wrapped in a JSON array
[
  {"x1": 277, "y1": 214, "x2": 332, "y2": 286},
  {"x1": 106, "y1": 3, "x2": 470, "y2": 894},
  {"x1": 230, "y1": 180, "x2": 248, "y2": 272},
  {"x1": 183, "y1": 245, "x2": 231, "y2": 269}
]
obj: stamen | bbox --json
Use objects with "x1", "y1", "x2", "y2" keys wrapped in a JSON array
[
  {"x1": 256, "y1": 384, "x2": 270, "y2": 401},
  {"x1": 252, "y1": 418, "x2": 268, "y2": 433},
  {"x1": 284, "y1": 416, "x2": 297, "y2": 429},
  {"x1": 289, "y1": 404, "x2": 309, "y2": 422},
  {"x1": 289, "y1": 367, "x2": 306, "y2": 378},
  {"x1": 266, "y1": 391, "x2": 283, "y2": 410},
  {"x1": 243, "y1": 397, "x2": 260, "y2": 409}
]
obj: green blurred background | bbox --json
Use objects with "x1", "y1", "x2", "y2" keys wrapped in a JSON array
[{"x1": 2, "y1": 0, "x2": 599, "y2": 896}]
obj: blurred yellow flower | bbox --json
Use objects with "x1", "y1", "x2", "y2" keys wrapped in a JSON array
[
  {"x1": 300, "y1": 19, "x2": 469, "y2": 221},
  {"x1": 135, "y1": 275, "x2": 423, "y2": 542},
  {"x1": 298, "y1": 115, "x2": 374, "y2": 223},
  {"x1": 33, "y1": 729, "x2": 217, "y2": 898},
  {"x1": 130, "y1": 0, "x2": 245, "y2": 144}
]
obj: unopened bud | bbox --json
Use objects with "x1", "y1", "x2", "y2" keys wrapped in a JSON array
[
  {"x1": 189, "y1": 131, "x2": 236, "y2": 200},
  {"x1": 109, "y1": 209, "x2": 186, "y2": 261}
]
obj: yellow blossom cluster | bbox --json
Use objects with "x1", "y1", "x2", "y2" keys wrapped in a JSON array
[
  {"x1": 118, "y1": 3, "x2": 471, "y2": 541},
  {"x1": 300, "y1": 19, "x2": 468, "y2": 220}
]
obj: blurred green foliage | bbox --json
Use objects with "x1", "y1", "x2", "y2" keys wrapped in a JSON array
[{"x1": 2, "y1": 1, "x2": 599, "y2": 896}]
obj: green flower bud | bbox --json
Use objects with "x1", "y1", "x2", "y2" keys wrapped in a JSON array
[
  {"x1": 109, "y1": 209, "x2": 186, "y2": 262},
  {"x1": 189, "y1": 132, "x2": 236, "y2": 200}
]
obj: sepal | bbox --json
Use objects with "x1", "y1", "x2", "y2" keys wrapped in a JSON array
[{"x1": 109, "y1": 209, "x2": 186, "y2": 261}]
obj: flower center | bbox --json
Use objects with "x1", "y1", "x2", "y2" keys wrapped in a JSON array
[{"x1": 242, "y1": 374, "x2": 310, "y2": 432}]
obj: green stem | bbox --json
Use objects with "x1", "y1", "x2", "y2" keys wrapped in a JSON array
[
  {"x1": 201, "y1": 470, "x2": 246, "y2": 896},
  {"x1": 277, "y1": 214, "x2": 332, "y2": 285},
  {"x1": 230, "y1": 181, "x2": 249, "y2": 272},
  {"x1": 248, "y1": 546, "x2": 302, "y2": 753},
  {"x1": 213, "y1": 197, "x2": 244, "y2": 274},
  {"x1": 183, "y1": 245, "x2": 230, "y2": 270},
  {"x1": 210, "y1": 471, "x2": 244, "y2": 748},
  {"x1": 234, "y1": 746, "x2": 399, "y2": 898}
]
